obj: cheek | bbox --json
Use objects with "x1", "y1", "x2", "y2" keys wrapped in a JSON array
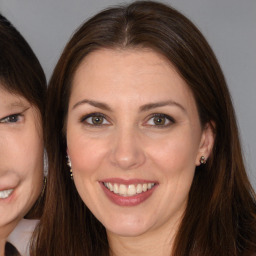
[
  {"x1": 0, "y1": 129, "x2": 43, "y2": 216},
  {"x1": 20, "y1": 133, "x2": 44, "y2": 213},
  {"x1": 147, "y1": 130, "x2": 200, "y2": 177},
  {"x1": 1, "y1": 131, "x2": 43, "y2": 171},
  {"x1": 147, "y1": 133, "x2": 198, "y2": 216},
  {"x1": 22, "y1": 129, "x2": 44, "y2": 173},
  {"x1": 68, "y1": 136, "x2": 109, "y2": 177}
]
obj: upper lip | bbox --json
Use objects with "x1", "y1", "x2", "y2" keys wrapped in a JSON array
[{"x1": 0, "y1": 186, "x2": 16, "y2": 191}]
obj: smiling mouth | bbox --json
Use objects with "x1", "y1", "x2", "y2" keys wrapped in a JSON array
[
  {"x1": 103, "y1": 182, "x2": 156, "y2": 197},
  {"x1": 0, "y1": 189, "x2": 14, "y2": 199}
]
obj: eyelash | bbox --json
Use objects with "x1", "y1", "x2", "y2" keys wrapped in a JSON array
[
  {"x1": 80, "y1": 112, "x2": 175, "y2": 128},
  {"x1": 0, "y1": 113, "x2": 23, "y2": 124}
]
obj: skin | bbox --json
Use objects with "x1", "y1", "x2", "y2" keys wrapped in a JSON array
[
  {"x1": 0, "y1": 87, "x2": 43, "y2": 256},
  {"x1": 66, "y1": 49, "x2": 214, "y2": 256}
]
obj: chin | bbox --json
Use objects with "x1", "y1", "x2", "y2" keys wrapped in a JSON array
[
  {"x1": 103, "y1": 217, "x2": 152, "y2": 237},
  {"x1": 108, "y1": 227, "x2": 147, "y2": 237}
]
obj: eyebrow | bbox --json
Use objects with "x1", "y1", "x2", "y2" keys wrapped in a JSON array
[
  {"x1": 7, "y1": 101, "x2": 28, "y2": 108},
  {"x1": 72, "y1": 99, "x2": 186, "y2": 113},
  {"x1": 72, "y1": 99, "x2": 112, "y2": 111},
  {"x1": 139, "y1": 100, "x2": 186, "y2": 113}
]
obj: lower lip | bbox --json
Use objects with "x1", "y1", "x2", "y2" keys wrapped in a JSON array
[{"x1": 100, "y1": 183, "x2": 157, "y2": 206}]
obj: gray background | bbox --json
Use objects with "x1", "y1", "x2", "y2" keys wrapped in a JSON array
[{"x1": 1, "y1": 0, "x2": 255, "y2": 187}]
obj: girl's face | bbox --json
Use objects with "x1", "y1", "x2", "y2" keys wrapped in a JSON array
[
  {"x1": 0, "y1": 87, "x2": 43, "y2": 237},
  {"x1": 67, "y1": 49, "x2": 214, "y2": 238}
]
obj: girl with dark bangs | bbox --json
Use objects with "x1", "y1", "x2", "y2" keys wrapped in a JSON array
[{"x1": 0, "y1": 14, "x2": 46, "y2": 256}]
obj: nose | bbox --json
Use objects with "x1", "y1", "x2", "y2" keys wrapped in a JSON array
[{"x1": 110, "y1": 127, "x2": 146, "y2": 170}]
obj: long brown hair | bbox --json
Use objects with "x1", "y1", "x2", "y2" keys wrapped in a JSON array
[
  {"x1": 0, "y1": 14, "x2": 47, "y2": 218},
  {"x1": 31, "y1": 1, "x2": 256, "y2": 255}
]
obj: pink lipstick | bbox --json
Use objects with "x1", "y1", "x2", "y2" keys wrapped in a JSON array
[{"x1": 100, "y1": 179, "x2": 158, "y2": 206}]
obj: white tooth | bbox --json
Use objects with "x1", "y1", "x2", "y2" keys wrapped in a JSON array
[
  {"x1": 142, "y1": 183, "x2": 147, "y2": 192},
  {"x1": 0, "y1": 189, "x2": 13, "y2": 199},
  {"x1": 109, "y1": 183, "x2": 113, "y2": 191},
  {"x1": 113, "y1": 184, "x2": 119, "y2": 194},
  {"x1": 105, "y1": 182, "x2": 154, "y2": 196},
  {"x1": 127, "y1": 184, "x2": 136, "y2": 196},
  {"x1": 119, "y1": 184, "x2": 127, "y2": 196},
  {"x1": 148, "y1": 183, "x2": 154, "y2": 189},
  {"x1": 136, "y1": 184, "x2": 143, "y2": 194}
]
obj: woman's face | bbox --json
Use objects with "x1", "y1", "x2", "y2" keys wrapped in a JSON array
[
  {"x1": 0, "y1": 87, "x2": 43, "y2": 235},
  {"x1": 67, "y1": 49, "x2": 213, "y2": 238}
]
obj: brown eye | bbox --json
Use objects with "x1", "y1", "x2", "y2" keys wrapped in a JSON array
[
  {"x1": 153, "y1": 116, "x2": 166, "y2": 125},
  {"x1": 92, "y1": 116, "x2": 103, "y2": 125}
]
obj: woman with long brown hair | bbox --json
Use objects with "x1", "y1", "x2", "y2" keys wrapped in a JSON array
[
  {"x1": 31, "y1": 1, "x2": 256, "y2": 255},
  {"x1": 0, "y1": 14, "x2": 46, "y2": 256}
]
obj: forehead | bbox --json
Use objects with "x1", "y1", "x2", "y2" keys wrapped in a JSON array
[
  {"x1": 0, "y1": 85, "x2": 29, "y2": 109},
  {"x1": 71, "y1": 48, "x2": 195, "y2": 105},
  {"x1": 75, "y1": 48, "x2": 176, "y2": 79}
]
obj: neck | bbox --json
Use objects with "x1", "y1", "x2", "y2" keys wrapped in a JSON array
[
  {"x1": 0, "y1": 220, "x2": 19, "y2": 256},
  {"x1": 0, "y1": 239, "x2": 6, "y2": 256}
]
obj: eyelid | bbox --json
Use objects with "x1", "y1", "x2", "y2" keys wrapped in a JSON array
[
  {"x1": 80, "y1": 112, "x2": 106, "y2": 122},
  {"x1": 0, "y1": 107, "x2": 29, "y2": 123}
]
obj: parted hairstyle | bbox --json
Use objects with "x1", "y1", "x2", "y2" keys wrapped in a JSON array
[
  {"x1": 0, "y1": 13, "x2": 47, "y2": 218},
  {"x1": 31, "y1": 1, "x2": 256, "y2": 255}
]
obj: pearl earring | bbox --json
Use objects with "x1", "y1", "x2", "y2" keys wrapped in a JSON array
[
  {"x1": 67, "y1": 156, "x2": 73, "y2": 179},
  {"x1": 200, "y1": 156, "x2": 207, "y2": 165}
]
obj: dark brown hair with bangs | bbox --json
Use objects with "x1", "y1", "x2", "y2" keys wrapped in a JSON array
[
  {"x1": 31, "y1": 1, "x2": 256, "y2": 255},
  {"x1": 0, "y1": 14, "x2": 47, "y2": 218}
]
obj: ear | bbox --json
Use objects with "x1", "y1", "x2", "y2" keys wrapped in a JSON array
[{"x1": 195, "y1": 122, "x2": 215, "y2": 166}]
